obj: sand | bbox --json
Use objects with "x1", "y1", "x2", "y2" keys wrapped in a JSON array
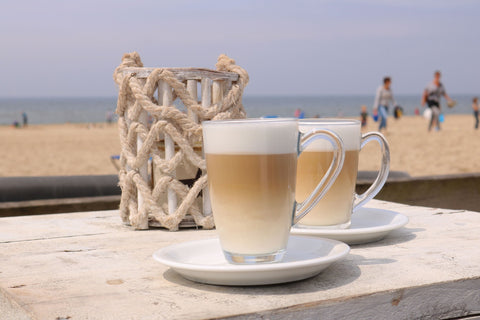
[
  {"x1": 0, "y1": 123, "x2": 120, "y2": 177},
  {"x1": 359, "y1": 114, "x2": 480, "y2": 177},
  {"x1": 1, "y1": 114, "x2": 479, "y2": 177}
]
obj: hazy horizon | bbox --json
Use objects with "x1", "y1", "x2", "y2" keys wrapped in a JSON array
[{"x1": 0, "y1": 93, "x2": 479, "y2": 99}]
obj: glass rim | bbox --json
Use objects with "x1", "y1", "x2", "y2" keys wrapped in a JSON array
[
  {"x1": 202, "y1": 117, "x2": 297, "y2": 126},
  {"x1": 299, "y1": 118, "x2": 360, "y2": 126}
]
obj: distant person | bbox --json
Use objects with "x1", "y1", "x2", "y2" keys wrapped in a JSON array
[
  {"x1": 360, "y1": 105, "x2": 368, "y2": 127},
  {"x1": 294, "y1": 108, "x2": 305, "y2": 118},
  {"x1": 294, "y1": 108, "x2": 301, "y2": 118},
  {"x1": 421, "y1": 70, "x2": 453, "y2": 131},
  {"x1": 22, "y1": 112, "x2": 28, "y2": 127},
  {"x1": 473, "y1": 97, "x2": 479, "y2": 130},
  {"x1": 414, "y1": 107, "x2": 420, "y2": 116},
  {"x1": 393, "y1": 105, "x2": 403, "y2": 119},
  {"x1": 106, "y1": 110, "x2": 114, "y2": 124},
  {"x1": 373, "y1": 76, "x2": 396, "y2": 132}
]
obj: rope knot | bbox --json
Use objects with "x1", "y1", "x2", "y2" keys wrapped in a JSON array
[
  {"x1": 121, "y1": 51, "x2": 143, "y2": 68},
  {"x1": 113, "y1": 51, "x2": 144, "y2": 85},
  {"x1": 215, "y1": 54, "x2": 235, "y2": 72}
]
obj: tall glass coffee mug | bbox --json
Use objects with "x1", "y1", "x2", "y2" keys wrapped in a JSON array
[
  {"x1": 203, "y1": 118, "x2": 344, "y2": 264},
  {"x1": 296, "y1": 119, "x2": 390, "y2": 229}
]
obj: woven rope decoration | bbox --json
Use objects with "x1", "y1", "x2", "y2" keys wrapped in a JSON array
[{"x1": 113, "y1": 52, "x2": 249, "y2": 230}]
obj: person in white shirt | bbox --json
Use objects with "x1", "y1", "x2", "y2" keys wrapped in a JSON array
[
  {"x1": 373, "y1": 77, "x2": 395, "y2": 132},
  {"x1": 421, "y1": 71, "x2": 453, "y2": 131}
]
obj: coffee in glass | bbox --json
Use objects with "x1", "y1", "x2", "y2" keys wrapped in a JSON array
[
  {"x1": 203, "y1": 118, "x2": 344, "y2": 264},
  {"x1": 297, "y1": 119, "x2": 390, "y2": 229}
]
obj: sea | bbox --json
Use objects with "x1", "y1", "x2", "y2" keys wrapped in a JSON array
[{"x1": 0, "y1": 94, "x2": 476, "y2": 125}]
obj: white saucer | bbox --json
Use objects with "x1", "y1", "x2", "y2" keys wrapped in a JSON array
[
  {"x1": 291, "y1": 207, "x2": 409, "y2": 245},
  {"x1": 153, "y1": 236, "x2": 350, "y2": 286}
]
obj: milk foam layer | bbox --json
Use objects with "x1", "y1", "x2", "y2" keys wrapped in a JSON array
[
  {"x1": 203, "y1": 119, "x2": 298, "y2": 154},
  {"x1": 299, "y1": 120, "x2": 360, "y2": 151}
]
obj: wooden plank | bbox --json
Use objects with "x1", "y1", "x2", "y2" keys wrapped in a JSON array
[
  {"x1": 357, "y1": 172, "x2": 480, "y2": 211},
  {"x1": 1, "y1": 200, "x2": 480, "y2": 319},
  {"x1": 212, "y1": 80, "x2": 224, "y2": 105},
  {"x1": 0, "y1": 209, "x2": 121, "y2": 243},
  {"x1": 0, "y1": 196, "x2": 121, "y2": 217},
  {"x1": 244, "y1": 278, "x2": 480, "y2": 319},
  {"x1": 186, "y1": 79, "x2": 199, "y2": 123},
  {"x1": 201, "y1": 78, "x2": 213, "y2": 216},
  {"x1": 122, "y1": 67, "x2": 238, "y2": 82},
  {"x1": 158, "y1": 80, "x2": 177, "y2": 215},
  {"x1": 136, "y1": 109, "x2": 149, "y2": 228}
]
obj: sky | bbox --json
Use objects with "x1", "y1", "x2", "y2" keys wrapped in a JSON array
[{"x1": 1, "y1": 0, "x2": 479, "y2": 97}]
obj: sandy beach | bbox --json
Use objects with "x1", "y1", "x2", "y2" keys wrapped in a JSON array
[
  {"x1": 1, "y1": 114, "x2": 479, "y2": 177},
  {"x1": 0, "y1": 123, "x2": 121, "y2": 177},
  {"x1": 359, "y1": 114, "x2": 480, "y2": 177}
]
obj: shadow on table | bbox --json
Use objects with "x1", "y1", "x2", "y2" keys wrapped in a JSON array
[
  {"x1": 162, "y1": 259, "x2": 361, "y2": 295},
  {"x1": 347, "y1": 253, "x2": 396, "y2": 266},
  {"x1": 160, "y1": 223, "x2": 425, "y2": 294},
  {"x1": 352, "y1": 226, "x2": 425, "y2": 249}
]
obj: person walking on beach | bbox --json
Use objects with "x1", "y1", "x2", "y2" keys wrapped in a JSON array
[
  {"x1": 421, "y1": 71, "x2": 453, "y2": 132},
  {"x1": 373, "y1": 77, "x2": 395, "y2": 132},
  {"x1": 473, "y1": 97, "x2": 479, "y2": 130},
  {"x1": 360, "y1": 105, "x2": 368, "y2": 127},
  {"x1": 22, "y1": 112, "x2": 28, "y2": 127}
]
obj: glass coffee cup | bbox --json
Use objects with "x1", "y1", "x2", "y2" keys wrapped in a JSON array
[
  {"x1": 296, "y1": 119, "x2": 390, "y2": 229},
  {"x1": 203, "y1": 118, "x2": 345, "y2": 264}
]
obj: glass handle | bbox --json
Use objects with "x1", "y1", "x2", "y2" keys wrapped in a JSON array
[
  {"x1": 294, "y1": 129, "x2": 345, "y2": 224},
  {"x1": 353, "y1": 132, "x2": 390, "y2": 211}
]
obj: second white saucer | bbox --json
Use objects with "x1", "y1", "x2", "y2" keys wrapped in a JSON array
[{"x1": 291, "y1": 207, "x2": 409, "y2": 245}]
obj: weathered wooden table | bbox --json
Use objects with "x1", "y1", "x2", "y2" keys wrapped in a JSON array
[{"x1": 1, "y1": 200, "x2": 479, "y2": 320}]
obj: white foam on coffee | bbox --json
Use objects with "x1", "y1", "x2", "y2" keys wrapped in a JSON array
[
  {"x1": 299, "y1": 120, "x2": 360, "y2": 151},
  {"x1": 203, "y1": 120, "x2": 298, "y2": 154}
]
